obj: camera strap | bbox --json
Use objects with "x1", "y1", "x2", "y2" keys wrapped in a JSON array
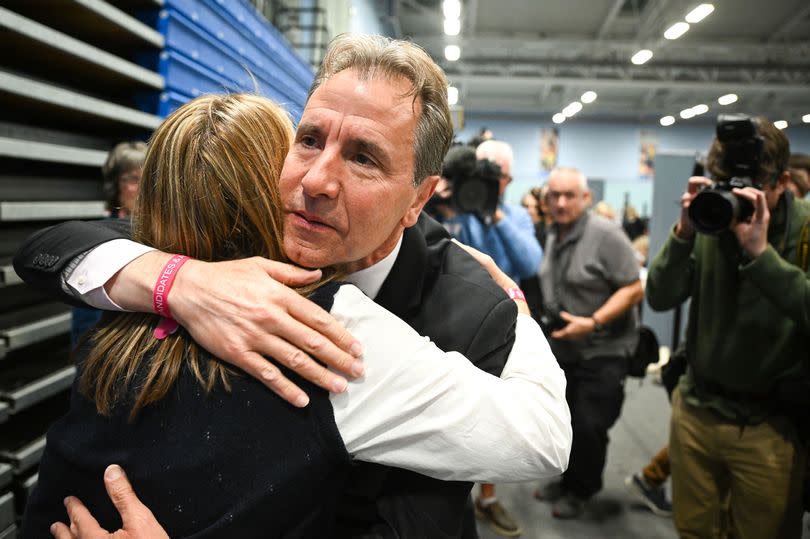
[
  {"x1": 775, "y1": 191, "x2": 792, "y2": 258},
  {"x1": 799, "y1": 216, "x2": 810, "y2": 272}
]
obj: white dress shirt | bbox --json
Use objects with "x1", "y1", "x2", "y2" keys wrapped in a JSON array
[{"x1": 63, "y1": 238, "x2": 571, "y2": 482}]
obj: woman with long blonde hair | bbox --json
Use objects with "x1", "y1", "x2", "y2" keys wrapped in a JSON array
[{"x1": 22, "y1": 94, "x2": 569, "y2": 538}]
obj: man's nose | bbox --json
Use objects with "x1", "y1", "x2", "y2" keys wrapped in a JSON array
[{"x1": 301, "y1": 151, "x2": 341, "y2": 199}]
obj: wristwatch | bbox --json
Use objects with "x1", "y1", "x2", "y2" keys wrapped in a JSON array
[{"x1": 591, "y1": 316, "x2": 605, "y2": 332}]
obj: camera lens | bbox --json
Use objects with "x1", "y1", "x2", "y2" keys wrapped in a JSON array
[
  {"x1": 454, "y1": 178, "x2": 489, "y2": 213},
  {"x1": 688, "y1": 189, "x2": 735, "y2": 235},
  {"x1": 688, "y1": 187, "x2": 754, "y2": 235}
]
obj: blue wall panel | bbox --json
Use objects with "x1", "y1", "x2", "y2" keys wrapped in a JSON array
[{"x1": 152, "y1": 0, "x2": 314, "y2": 120}]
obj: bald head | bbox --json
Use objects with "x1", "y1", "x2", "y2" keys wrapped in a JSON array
[{"x1": 547, "y1": 167, "x2": 591, "y2": 227}]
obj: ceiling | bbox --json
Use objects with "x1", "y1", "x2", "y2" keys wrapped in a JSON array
[{"x1": 391, "y1": 0, "x2": 810, "y2": 125}]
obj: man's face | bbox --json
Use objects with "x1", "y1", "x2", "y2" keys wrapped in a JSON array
[
  {"x1": 490, "y1": 155, "x2": 512, "y2": 196},
  {"x1": 547, "y1": 170, "x2": 591, "y2": 226},
  {"x1": 762, "y1": 172, "x2": 788, "y2": 211},
  {"x1": 118, "y1": 167, "x2": 141, "y2": 215},
  {"x1": 280, "y1": 70, "x2": 437, "y2": 272}
]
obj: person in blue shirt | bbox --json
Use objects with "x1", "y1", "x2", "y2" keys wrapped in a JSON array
[
  {"x1": 448, "y1": 139, "x2": 542, "y2": 537},
  {"x1": 452, "y1": 140, "x2": 542, "y2": 283}
]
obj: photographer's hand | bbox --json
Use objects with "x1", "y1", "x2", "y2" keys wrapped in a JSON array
[
  {"x1": 550, "y1": 312, "x2": 594, "y2": 341},
  {"x1": 732, "y1": 187, "x2": 769, "y2": 259},
  {"x1": 676, "y1": 177, "x2": 713, "y2": 239}
]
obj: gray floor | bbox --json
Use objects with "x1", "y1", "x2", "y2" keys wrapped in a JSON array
[{"x1": 475, "y1": 375, "x2": 810, "y2": 539}]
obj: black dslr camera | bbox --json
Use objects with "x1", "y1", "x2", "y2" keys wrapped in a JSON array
[
  {"x1": 439, "y1": 145, "x2": 501, "y2": 224},
  {"x1": 538, "y1": 302, "x2": 567, "y2": 335},
  {"x1": 687, "y1": 114, "x2": 764, "y2": 235}
]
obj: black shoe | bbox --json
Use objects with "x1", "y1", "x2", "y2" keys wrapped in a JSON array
[{"x1": 552, "y1": 494, "x2": 586, "y2": 519}]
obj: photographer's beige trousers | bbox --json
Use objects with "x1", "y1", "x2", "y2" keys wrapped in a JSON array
[{"x1": 669, "y1": 388, "x2": 805, "y2": 539}]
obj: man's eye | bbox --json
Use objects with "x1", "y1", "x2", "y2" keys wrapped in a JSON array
[
  {"x1": 300, "y1": 136, "x2": 318, "y2": 147},
  {"x1": 354, "y1": 154, "x2": 373, "y2": 165}
]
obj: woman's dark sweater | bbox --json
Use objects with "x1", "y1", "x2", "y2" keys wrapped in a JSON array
[{"x1": 21, "y1": 283, "x2": 351, "y2": 538}]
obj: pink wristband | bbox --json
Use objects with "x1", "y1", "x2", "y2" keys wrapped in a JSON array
[
  {"x1": 152, "y1": 255, "x2": 189, "y2": 319},
  {"x1": 506, "y1": 287, "x2": 526, "y2": 302}
]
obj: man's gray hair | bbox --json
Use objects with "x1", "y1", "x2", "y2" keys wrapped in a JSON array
[
  {"x1": 476, "y1": 140, "x2": 513, "y2": 169},
  {"x1": 309, "y1": 33, "x2": 453, "y2": 186}
]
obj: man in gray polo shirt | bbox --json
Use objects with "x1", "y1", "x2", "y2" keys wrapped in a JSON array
[{"x1": 535, "y1": 167, "x2": 643, "y2": 518}]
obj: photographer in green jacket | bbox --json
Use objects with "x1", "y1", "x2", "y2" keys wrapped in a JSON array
[{"x1": 646, "y1": 115, "x2": 809, "y2": 539}]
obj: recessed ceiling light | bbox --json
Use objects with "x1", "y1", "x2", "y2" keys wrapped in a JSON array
[
  {"x1": 447, "y1": 86, "x2": 459, "y2": 105},
  {"x1": 685, "y1": 3, "x2": 714, "y2": 23},
  {"x1": 680, "y1": 108, "x2": 696, "y2": 119},
  {"x1": 660, "y1": 115, "x2": 676, "y2": 126},
  {"x1": 444, "y1": 18, "x2": 460, "y2": 36},
  {"x1": 552, "y1": 113, "x2": 566, "y2": 124},
  {"x1": 444, "y1": 45, "x2": 461, "y2": 62},
  {"x1": 774, "y1": 120, "x2": 788, "y2": 130},
  {"x1": 664, "y1": 22, "x2": 690, "y2": 40},
  {"x1": 581, "y1": 91, "x2": 597, "y2": 104},
  {"x1": 631, "y1": 49, "x2": 653, "y2": 65},
  {"x1": 803, "y1": 114, "x2": 810, "y2": 123},
  {"x1": 442, "y1": 0, "x2": 461, "y2": 20},
  {"x1": 718, "y1": 93, "x2": 738, "y2": 105},
  {"x1": 692, "y1": 104, "x2": 709, "y2": 115}
]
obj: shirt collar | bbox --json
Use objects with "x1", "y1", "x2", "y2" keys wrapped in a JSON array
[
  {"x1": 345, "y1": 235, "x2": 404, "y2": 299},
  {"x1": 553, "y1": 211, "x2": 590, "y2": 248}
]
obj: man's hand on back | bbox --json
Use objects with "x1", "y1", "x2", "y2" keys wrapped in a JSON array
[
  {"x1": 50, "y1": 465, "x2": 167, "y2": 539},
  {"x1": 105, "y1": 253, "x2": 364, "y2": 407}
]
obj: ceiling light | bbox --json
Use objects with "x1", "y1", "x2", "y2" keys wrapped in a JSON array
[
  {"x1": 660, "y1": 115, "x2": 676, "y2": 126},
  {"x1": 581, "y1": 91, "x2": 597, "y2": 104},
  {"x1": 563, "y1": 101, "x2": 583, "y2": 117},
  {"x1": 664, "y1": 22, "x2": 690, "y2": 40},
  {"x1": 774, "y1": 120, "x2": 788, "y2": 130},
  {"x1": 718, "y1": 93, "x2": 738, "y2": 105},
  {"x1": 444, "y1": 18, "x2": 460, "y2": 36},
  {"x1": 692, "y1": 104, "x2": 709, "y2": 115},
  {"x1": 552, "y1": 113, "x2": 566, "y2": 124},
  {"x1": 444, "y1": 45, "x2": 460, "y2": 62},
  {"x1": 447, "y1": 86, "x2": 459, "y2": 105},
  {"x1": 803, "y1": 114, "x2": 810, "y2": 123},
  {"x1": 631, "y1": 49, "x2": 653, "y2": 65},
  {"x1": 680, "y1": 108, "x2": 696, "y2": 119},
  {"x1": 685, "y1": 3, "x2": 714, "y2": 23},
  {"x1": 442, "y1": 0, "x2": 461, "y2": 20}
]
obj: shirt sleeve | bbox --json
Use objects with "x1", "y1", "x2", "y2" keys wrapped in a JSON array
[
  {"x1": 65, "y1": 239, "x2": 156, "y2": 311},
  {"x1": 646, "y1": 225, "x2": 696, "y2": 311},
  {"x1": 329, "y1": 284, "x2": 571, "y2": 483},
  {"x1": 494, "y1": 206, "x2": 543, "y2": 279},
  {"x1": 598, "y1": 224, "x2": 641, "y2": 288}
]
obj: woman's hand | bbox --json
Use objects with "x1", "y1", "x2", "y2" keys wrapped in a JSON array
[{"x1": 452, "y1": 240, "x2": 530, "y2": 315}]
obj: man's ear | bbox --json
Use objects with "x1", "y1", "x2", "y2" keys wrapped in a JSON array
[
  {"x1": 583, "y1": 189, "x2": 593, "y2": 207},
  {"x1": 401, "y1": 175, "x2": 439, "y2": 228},
  {"x1": 776, "y1": 170, "x2": 791, "y2": 188}
]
